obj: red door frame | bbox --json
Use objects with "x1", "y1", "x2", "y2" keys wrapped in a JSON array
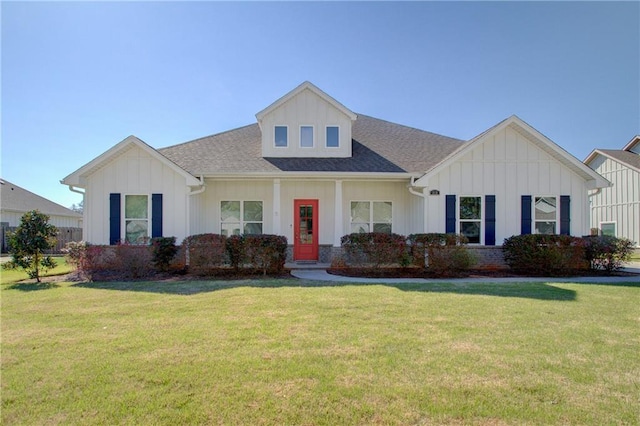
[{"x1": 293, "y1": 199, "x2": 319, "y2": 261}]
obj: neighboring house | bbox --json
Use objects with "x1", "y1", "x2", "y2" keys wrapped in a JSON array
[
  {"x1": 1, "y1": 178, "x2": 83, "y2": 252},
  {"x1": 584, "y1": 136, "x2": 640, "y2": 247},
  {"x1": 62, "y1": 82, "x2": 609, "y2": 262}
]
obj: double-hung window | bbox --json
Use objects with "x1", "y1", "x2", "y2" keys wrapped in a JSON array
[
  {"x1": 459, "y1": 196, "x2": 481, "y2": 244},
  {"x1": 125, "y1": 195, "x2": 149, "y2": 244},
  {"x1": 221, "y1": 201, "x2": 263, "y2": 236},
  {"x1": 350, "y1": 201, "x2": 392, "y2": 234},
  {"x1": 600, "y1": 222, "x2": 616, "y2": 237},
  {"x1": 534, "y1": 196, "x2": 557, "y2": 234},
  {"x1": 275, "y1": 126, "x2": 288, "y2": 147}
]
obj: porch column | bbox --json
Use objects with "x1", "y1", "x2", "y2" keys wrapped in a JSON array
[
  {"x1": 334, "y1": 180, "x2": 343, "y2": 246},
  {"x1": 273, "y1": 179, "x2": 281, "y2": 235}
]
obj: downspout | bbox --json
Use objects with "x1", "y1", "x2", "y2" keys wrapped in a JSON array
[
  {"x1": 587, "y1": 187, "x2": 602, "y2": 236},
  {"x1": 407, "y1": 176, "x2": 428, "y2": 233},
  {"x1": 66, "y1": 185, "x2": 86, "y2": 237},
  {"x1": 407, "y1": 176, "x2": 426, "y2": 198},
  {"x1": 185, "y1": 176, "x2": 206, "y2": 265}
]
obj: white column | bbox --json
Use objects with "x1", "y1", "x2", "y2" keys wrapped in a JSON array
[
  {"x1": 273, "y1": 179, "x2": 281, "y2": 235},
  {"x1": 334, "y1": 180, "x2": 343, "y2": 246}
]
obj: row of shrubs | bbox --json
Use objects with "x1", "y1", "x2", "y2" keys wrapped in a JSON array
[
  {"x1": 340, "y1": 232, "x2": 635, "y2": 276},
  {"x1": 63, "y1": 234, "x2": 288, "y2": 281}
]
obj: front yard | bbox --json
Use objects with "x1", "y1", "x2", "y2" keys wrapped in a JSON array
[{"x1": 2, "y1": 278, "x2": 639, "y2": 425}]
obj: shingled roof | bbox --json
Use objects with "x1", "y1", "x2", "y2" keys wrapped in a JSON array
[
  {"x1": 159, "y1": 114, "x2": 465, "y2": 175},
  {"x1": 596, "y1": 149, "x2": 640, "y2": 172},
  {"x1": 1, "y1": 179, "x2": 81, "y2": 218}
]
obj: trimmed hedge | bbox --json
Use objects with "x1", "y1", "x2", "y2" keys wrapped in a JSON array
[
  {"x1": 582, "y1": 235, "x2": 635, "y2": 273},
  {"x1": 502, "y1": 234, "x2": 587, "y2": 275},
  {"x1": 151, "y1": 237, "x2": 178, "y2": 272},
  {"x1": 183, "y1": 234, "x2": 227, "y2": 275},
  {"x1": 407, "y1": 233, "x2": 476, "y2": 276},
  {"x1": 341, "y1": 232, "x2": 407, "y2": 268},
  {"x1": 242, "y1": 235, "x2": 288, "y2": 275}
]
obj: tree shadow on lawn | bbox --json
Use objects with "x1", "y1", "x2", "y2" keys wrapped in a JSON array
[
  {"x1": 72, "y1": 278, "x2": 578, "y2": 301},
  {"x1": 5, "y1": 282, "x2": 60, "y2": 292}
]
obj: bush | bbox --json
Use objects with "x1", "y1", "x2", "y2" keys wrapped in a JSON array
[
  {"x1": 226, "y1": 235, "x2": 245, "y2": 271},
  {"x1": 242, "y1": 235, "x2": 288, "y2": 275},
  {"x1": 183, "y1": 234, "x2": 227, "y2": 275},
  {"x1": 112, "y1": 243, "x2": 154, "y2": 280},
  {"x1": 6, "y1": 210, "x2": 58, "y2": 282},
  {"x1": 407, "y1": 233, "x2": 476, "y2": 276},
  {"x1": 151, "y1": 237, "x2": 178, "y2": 272},
  {"x1": 503, "y1": 234, "x2": 587, "y2": 275},
  {"x1": 582, "y1": 235, "x2": 635, "y2": 274},
  {"x1": 62, "y1": 241, "x2": 87, "y2": 270},
  {"x1": 341, "y1": 233, "x2": 407, "y2": 268}
]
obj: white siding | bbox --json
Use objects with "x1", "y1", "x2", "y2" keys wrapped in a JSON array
[
  {"x1": 0, "y1": 211, "x2": 80, "y2": 228},
  {"x1": 84, "y1": 145, "x2": 190, "y2": 244},
  {"x1": 589, "y1": 156, "x2": 640, "y2": 246},
  {"x1": 260, "y1": 88, "x2": 353, "y2": 158},
  {"x1": 425, "y1": 127, "x2": 590, "y2": 244}
]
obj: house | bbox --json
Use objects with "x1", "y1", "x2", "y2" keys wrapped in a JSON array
[
  {"x1": 584, "y1": 136, "x2": 640, "y2": 247},
  {"x1": 1, "y1": 178, "x2": 83, "y2": 252},
  {"x1": 61, "y1": 82, "x2": 610, "y2": 263}
]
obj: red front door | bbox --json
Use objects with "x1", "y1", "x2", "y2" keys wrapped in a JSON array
[{"x1": 294, "y1": 199, "x2": 319, "y2": 261}]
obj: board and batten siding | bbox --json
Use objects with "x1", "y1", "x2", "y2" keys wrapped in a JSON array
[
  {"x1": 84, "y1": 145, "x2": 190, "y2": 244},
  {"x1": 260, "y1": 88, "x2": 353, "y2": 158},
  {"x1": 424, "y1": 126, "x2": 589, "y2": 244},
  {"x1": 588, "y1": 156, "x2": 640, "y2": 246}
]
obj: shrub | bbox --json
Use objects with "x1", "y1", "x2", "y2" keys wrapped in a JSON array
[
  {"x1": 502, "y1": 234, "x2": 587, "y2": 275},
  {"x1": 6, "y1": 210, "x2": 58, "y2": 282},
  {"x1": 226, "y1": 235, "x2": 245, "y2": 271},
  {"x1": 151, "y1": 237, "x2": 178, "y2": 272},
  {"x1": 62, "y1": 241, "x2": 87, "y2": 270},
  {"x1": 341, "y1": 233, "x2": 407, "y2": 268},
  {"x1": 407, "y1": 233, "x2": 476, "y2": 276},
  {"x1": 112, "y1": 243, "x2": 154, "y2": 280},
  {"x1": 183, "y1": 234, "x2": 227, "y2": 275},
  {"x1": 582, "y1": 235, "x2": 635, "y2": 274},
  {"x1": 242, "y1": 235, "x2": 288, "y2": 275}
]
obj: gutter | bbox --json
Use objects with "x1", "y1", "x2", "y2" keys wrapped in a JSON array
[
  {"x1": 188, "y1": 175, "x2": 206, "y2": 196},
  {"x1": 407, "y1": 176, "x2": 426, "y2": 198}
]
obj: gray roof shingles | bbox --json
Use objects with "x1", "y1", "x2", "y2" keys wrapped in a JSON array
[
  {"x1": 158, "y1": 114, "x2": 465, "y2": 175},
  {"x1": 598, "y1": 149, "x2": 640, "y2": 171},
  {"x1": 1, "y1": 179, "x2": 81, "y2": 218}
]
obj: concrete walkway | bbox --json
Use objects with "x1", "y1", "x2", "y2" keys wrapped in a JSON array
[{"x1": 291, "y1": 263, "x2": 640, "y2": 284}]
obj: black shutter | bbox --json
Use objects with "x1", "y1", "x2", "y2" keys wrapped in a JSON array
[
  {"x1": 485, "y1": 195, "x2": 496, "y2": 245},
  {"x1": 560, "y1": 195, "x2": 570, "y2": 235},
  {"x1": 152, "y1": 194, "x2": 163, "y2": 238},
  {"x1": 445, "y1": 195, "x2": 456, "y2": 234},
  {"x1": 521, "y1": 195, "x2": 532, "y2": 235},
  {"x1": 109, "y1": 193, "x2": 121, "y2": 245}
]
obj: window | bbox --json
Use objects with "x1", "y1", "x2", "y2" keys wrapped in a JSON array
[
  {"x1": 459, "y1": 197, "x2": 481, "y2": 244},
  {"x1": 221, "y1": 201, "x2": 263, "y2": 236},
  {"x1": 326, "y1": 126, "x2": 339, "y2": 148},
  {"x1": 601, "y1": 222, "x2": 616, "y2": 237},
  {"x1": 275, "y1": 126, "x2": 288, "y2": 147},
  {"x1": 534, "y1": 196, "x2": 557, "y2": 234},
  {"x1": 350, "y1": 201, "x2": 392, "y2": 234},
  {"x1": 300, "y1": 126, "x2": 313, "y2": 148},
  {"x1": 125, "y1": 195, "x2": 149, "y2": 244}
]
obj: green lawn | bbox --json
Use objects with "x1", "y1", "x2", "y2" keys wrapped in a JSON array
[
  {"x1": 0, "y1": 257, "x2": 72, "y2": 285},
  {"x1": 2, "y1": 278, "x2": 639, "y2": 425}
]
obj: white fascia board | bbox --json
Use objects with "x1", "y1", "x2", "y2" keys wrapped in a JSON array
[
  {"x1": 199, "y1": 171, "x2": 417, "y2": 181},
  {"x1": 622, "y1": 135, "x2": 640, "y2": 152},
  {"x1": 255, "y1": 81, "x2": 357, "y2": 123},
  {"x1": 585, "y1": 149, "x2": 640, "y2": 174}
]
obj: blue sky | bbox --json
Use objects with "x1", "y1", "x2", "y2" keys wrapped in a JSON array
[{"x1": 2, "y1": 1, "x2": 639, "y2": 210}]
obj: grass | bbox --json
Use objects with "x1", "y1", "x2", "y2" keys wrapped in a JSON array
[
  {"x1": 0, "y1": 256, "x2": 72, "y2": 285},
  {"x1": 2, "y1": 277, "x2": 639, "y2": 425}
]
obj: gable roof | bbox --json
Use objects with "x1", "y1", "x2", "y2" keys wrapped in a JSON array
[
  {"x1": 415, "y1": 115, "x2": 611, "y2": 189},
  {"x1": 61, "y1": 135, "x2": 202, "y2": 187},
  {"x1": 585, "y1": 149, "x2": 640, "y2": 173},
  {"x1": 255, "y1": 81, "x2": 357, "y2": 123},
  {"x1": 622, "y1": 135, "x2": 640, "y2": 153},
  {"x1": 158, "y1": 114, "x2": 465, "y2": 176},
  {"x1": 1, "y1": 179, "x2": 82, "y2": 218}
]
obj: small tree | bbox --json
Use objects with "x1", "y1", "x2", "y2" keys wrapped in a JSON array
[{"x1": 6, "y1": 210, "x2": 58, "y2": 282}]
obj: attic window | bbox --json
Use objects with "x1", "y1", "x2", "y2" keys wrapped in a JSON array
[
  {"x1": 300, "y1": 126, "x2": 314, "y2": 148},
  {"x1": 326, "y1": 126, "x2": 339, "y2": 148},
  {"x1": 275, "y1": 126, "x2": 288, "y2": 147}
]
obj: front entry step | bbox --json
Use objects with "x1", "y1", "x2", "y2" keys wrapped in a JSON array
[{"x1": 285, "y1": 262, "x2": 331, "y2": 270}]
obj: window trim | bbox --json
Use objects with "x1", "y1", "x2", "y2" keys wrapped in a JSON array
[
  {"x1": 533, "y1": 195, "x2": 558, "y2": 235},
  {"x1": 123, "y1": 194, "x2": 151, "y2": 245},
  {"x1": 349, "y1": 200, "x2": 393, "y2": 234},
  {"x1": 458, "y1": 195, "x2": 482, "y2": 245},
  {"x1": 274, "y1": 125, "x2": 288, "y2": 148},
  {"x1": 600, "y1": 221, "x2": 616, "y2": 237},
  {"x1": 299, "y1": 125, "x2": 314, "y2": 148},
  {"x1": 220, "y1": 200, "x2": 264, "y2": 237},
  {"x1": 325, "y1": 125, "x2": 340, "y2": 148}
]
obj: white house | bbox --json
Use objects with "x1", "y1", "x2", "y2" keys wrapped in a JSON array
[
  {"x1": 585, "y1": 136, "x2": 640, "y2": 247},
  {"x1": 61, "y1": 82, "x2": 609, "y2": 262}
]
